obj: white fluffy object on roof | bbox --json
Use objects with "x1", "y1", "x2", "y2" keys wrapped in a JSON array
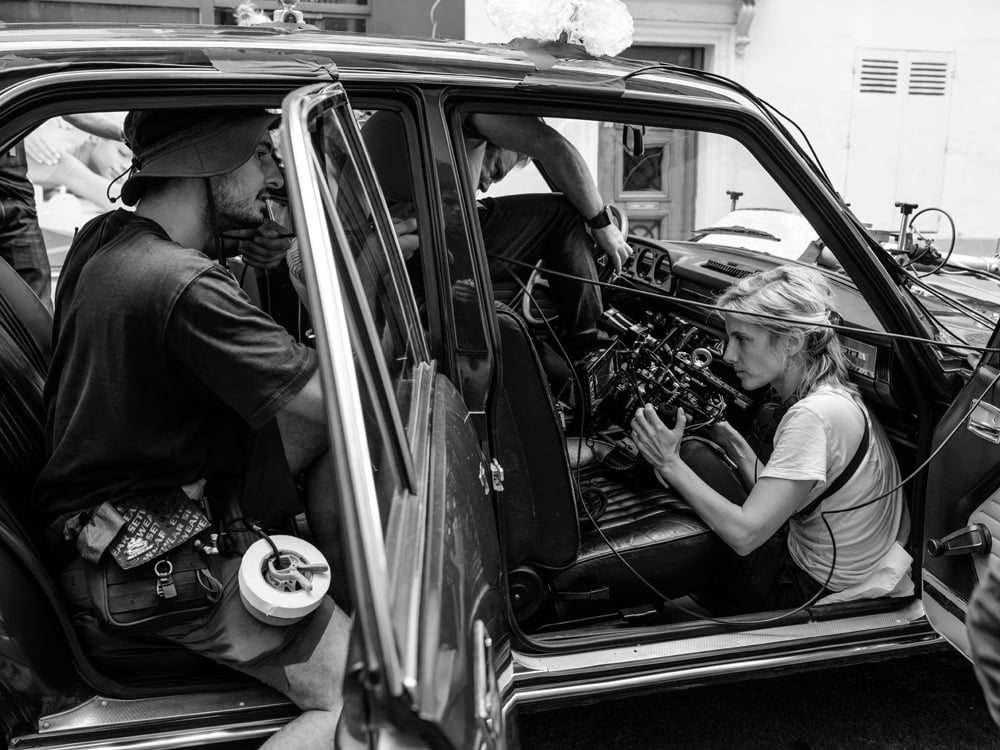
[{"x1": 486, "y1": 0, "x2": 634, "y2": 58}]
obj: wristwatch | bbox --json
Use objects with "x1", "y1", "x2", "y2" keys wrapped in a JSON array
[{"x1": 586, "y1": 204, "x2": 615, "y2": 230}]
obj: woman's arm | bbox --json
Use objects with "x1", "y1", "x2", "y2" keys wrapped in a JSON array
[{"x1": 632, "y1": 405, "x2": 814, "y2": 555}]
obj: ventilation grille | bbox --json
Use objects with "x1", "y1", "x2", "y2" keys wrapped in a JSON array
[
  {"x1": 703, "y1": 259, "x2": 756, "y2": 278},
  {"x1": 908, "y1": 61, "x2": 949, "y2": 96},
  {"x1": 859, "y1": 58, "x2": 899, "y2": 94},
  {"x1": 858, "y1": 55, "x2": 951, "y2": 96}
]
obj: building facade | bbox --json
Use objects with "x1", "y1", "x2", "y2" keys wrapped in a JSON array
[
  {"x1": 467, "y1": 0, "x2": 1000, "y2": 253},
  {"x1": 6, "y1": 0, "x2": 998, "y2": 251},
  {"x1": 0, "y1": 0, "x2": 464, "y2": 39}
]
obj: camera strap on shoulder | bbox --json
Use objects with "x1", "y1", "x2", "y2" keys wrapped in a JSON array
[{"x1": 796, "y1": 411, "x2": 870, "y2": 519}]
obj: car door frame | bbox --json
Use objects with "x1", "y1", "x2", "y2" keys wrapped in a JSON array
[
  {"x1": 281, "y1": 81, "x2": 508, "y2": 749},
  {"x1": 922, "y1": 321, "x2": 1000, "y2": 657}
]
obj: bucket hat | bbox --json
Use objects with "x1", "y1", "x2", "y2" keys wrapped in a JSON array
[{"x1": 119, "y1": 108, "x2": 280, "y2": 206}]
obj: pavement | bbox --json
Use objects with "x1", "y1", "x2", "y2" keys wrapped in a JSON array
[{"x1": 519, "y1": 650, "x2": 1000, "y2": 749}]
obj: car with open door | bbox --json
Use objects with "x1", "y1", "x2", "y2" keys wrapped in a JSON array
[{"x1": 0, "y1": 22, "x2": 995, "y2": 750}]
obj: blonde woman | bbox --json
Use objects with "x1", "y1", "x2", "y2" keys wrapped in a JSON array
[{"x1": 631, "y1": 265, "x2": 908, "y2": 614}]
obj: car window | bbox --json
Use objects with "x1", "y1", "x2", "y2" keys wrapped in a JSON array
[
  {"x1": 315, "y1": 108, "x2": 426, "y2": 413},
  {"x1": 464, "y1": 112, "x2": 880, "y2": 327},
  {"x1": 16, "y1": 111, "x2": 129, "y2": 307},
  {"x1": 486, "y1": 119, "x2": 812, "y2": 258}
]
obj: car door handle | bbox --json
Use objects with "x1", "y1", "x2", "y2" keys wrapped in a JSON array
[
  {"x1": 968, "y1": 402, "x2": 1000, "y2": 444},
  {"x1": 927, "y1": 522, "x2": 992, "y2": 557}
]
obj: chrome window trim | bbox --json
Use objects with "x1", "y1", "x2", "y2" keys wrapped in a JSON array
[
  {"x1": 0, "y1": 36, "x2": 535, "y2": 71},
  {"x1": 388, "y1": 360, "x2": 434, "y2": 689},
  {"x1": 282, "y1": 83, "x2": 402, "y2": 693}
]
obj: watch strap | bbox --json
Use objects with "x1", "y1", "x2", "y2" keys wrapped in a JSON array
[{"x1": 587, "y1": 205, "x2": 614, "y2": 230}]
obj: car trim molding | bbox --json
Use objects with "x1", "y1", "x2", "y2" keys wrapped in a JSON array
[{"x1": 506, "y1": 631, "x2": 940, "y2": 710}]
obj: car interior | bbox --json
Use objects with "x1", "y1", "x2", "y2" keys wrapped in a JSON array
[
  {"x1": 0, "y1": 94, "x2": 937, "y2": 701},
  {"x1": 428, "y1": 102, "x2": 929, "y2": 641}
]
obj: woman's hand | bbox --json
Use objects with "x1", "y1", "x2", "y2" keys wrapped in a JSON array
[{"x1": 630, "y1": 404, "x2": 686, "y2": 475}]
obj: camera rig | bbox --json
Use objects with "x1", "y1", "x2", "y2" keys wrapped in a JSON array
[{"x1": 579, "y1": 308, "x2": 751, "y2": 433}]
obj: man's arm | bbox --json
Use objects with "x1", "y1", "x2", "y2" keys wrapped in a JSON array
[
  {"x1": 62, "y1": 113, "x2": 125, "y2": 142},
  {"x1": 466, "y1": 112, "x2": 631, "y2": 272},
  {"x1": 282, "y1": 369, "x2": 324, "y2": 422},
  {"x1": 276, "y1": 369, "x2": 328, "y2": 475}
]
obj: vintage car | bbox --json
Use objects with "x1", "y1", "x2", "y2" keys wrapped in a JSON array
[{"x1": 0, "y1": 21, "x2": 997, "y2": 750}]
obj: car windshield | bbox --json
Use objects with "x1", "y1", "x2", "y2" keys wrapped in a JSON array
[{"x1": 483, "y1": 116, "x2": 1000, "y2": 352}]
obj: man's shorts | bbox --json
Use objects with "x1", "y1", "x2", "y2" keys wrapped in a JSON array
[
  {"x1": 153, "y1": 553, "x2": 335, "y2": 694},
  {"x1": 158, "y1": 419, "x2": 332, "y2": 691}
]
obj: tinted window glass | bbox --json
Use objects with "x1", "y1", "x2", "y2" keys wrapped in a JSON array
[{"x1": 315, "y1": 107, "x2": 424, "y2": 416}]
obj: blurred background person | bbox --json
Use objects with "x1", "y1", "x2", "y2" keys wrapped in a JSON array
[{"x1": 25, "y1": 114, "x2": 128, "y2": 214}]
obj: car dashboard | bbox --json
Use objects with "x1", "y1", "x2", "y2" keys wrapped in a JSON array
[{"x1": 604, "y1": 237, "x2": 908, "y2": 421}]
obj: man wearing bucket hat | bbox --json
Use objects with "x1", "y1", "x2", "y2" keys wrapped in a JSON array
[{"x1": 34, "y1": 108, "x2": 349, "y2": 749}]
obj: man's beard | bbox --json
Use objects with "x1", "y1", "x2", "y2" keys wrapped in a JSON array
[{"x1": 207, "y1": 173, "x2": 264, "y2": 232}]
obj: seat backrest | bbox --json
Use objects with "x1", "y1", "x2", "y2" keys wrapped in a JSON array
[
  {"x1": 0, "y1": 260, "x2": 51, "y2": 531},
  {"x1": 494, "y1": 305, "x2": 579, "y2": 570}
]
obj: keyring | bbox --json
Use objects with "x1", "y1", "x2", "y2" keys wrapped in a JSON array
[{"x1": 154, "y1": 559, "x2": 173, "y2": 577}]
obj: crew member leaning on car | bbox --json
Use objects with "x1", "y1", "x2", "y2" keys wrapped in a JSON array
[
  {"x1": 361, "y1": 108, "x2": 631, "y2": 359},
  {"x1": 32, "y1": 108, "x2": 349, "y2": 750},
  {"x1": 631, "y1": 266, "x2": 910, "y2": 615}
]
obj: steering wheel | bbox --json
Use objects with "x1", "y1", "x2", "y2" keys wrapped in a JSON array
[{"x1": 521, "y1": 205, "x2": 629, "y2": 328}]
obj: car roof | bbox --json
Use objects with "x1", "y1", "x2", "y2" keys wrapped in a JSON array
[{"x1": 0, "y1": 23, "x2": 743, "y2": 106}]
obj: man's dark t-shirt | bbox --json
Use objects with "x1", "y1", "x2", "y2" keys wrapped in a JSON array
[
  {"x1": 0, "y1": 143, "x2": 36, "y2": 204},
  {"x1": 33, "y1": 210, "x2": 316, "y2": 534}
]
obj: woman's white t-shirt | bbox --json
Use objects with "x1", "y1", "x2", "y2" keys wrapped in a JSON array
[{"x1": 758, "y1": 385, "x2": 908, "y2": 591}]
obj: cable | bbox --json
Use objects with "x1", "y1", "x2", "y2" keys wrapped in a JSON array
[
  {"x1": 562, "y1": 366, "x2": 1000, "y2": 628},
  {"x1": 909, "y1": 207, "x2": 957, "y2": 278},
  {"x1": 508, "y1": 263, "x2": 822, "y2": 625},
  {"x1": 501, "y1": 257, "x2": 1000, "y2": 628},
  {"x1": 620, "y1": 64, "x2": 837, "y2": 195},
  {"x1": 487, "y1": 252, "x2": 1000, "y2": 355},
  {"x1": 247, "y1": 519, "x2": 284, "y2": 568},
  {"x1": 905, "y1": 271, "x2": 993, "y2": 334}
]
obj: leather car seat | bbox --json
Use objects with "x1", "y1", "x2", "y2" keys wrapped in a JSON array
[
  {"x1": 0, "y1": 263, "x2": 248, "y2": 692},
  {"x1": 494, "y1": 304, "x2": 727, "y2": 625}
]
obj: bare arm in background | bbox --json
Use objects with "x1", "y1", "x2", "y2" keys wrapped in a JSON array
[{"x1": 466, "y1": 113, "x2": 631, "y2": 273}]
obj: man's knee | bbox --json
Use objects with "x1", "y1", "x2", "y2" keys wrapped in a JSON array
[{"x1": 282, "y1": 604, "x2": 351, "y2": 712}]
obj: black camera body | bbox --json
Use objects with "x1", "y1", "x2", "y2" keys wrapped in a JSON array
[{"x1": 580, "y1": 308, "x2": 750, "y2": 433}]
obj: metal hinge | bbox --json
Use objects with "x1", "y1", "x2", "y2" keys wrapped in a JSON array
[{"x1": 490, "y1": 458, "x2": 504, "y2": 492}]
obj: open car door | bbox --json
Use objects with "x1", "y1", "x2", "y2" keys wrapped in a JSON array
[
  {"x1": 922, "y1": 324, "x2": 1000, "y2": 656},
  {"x1": 280, "y1": 82, "x2": 509, "y2": 749}
]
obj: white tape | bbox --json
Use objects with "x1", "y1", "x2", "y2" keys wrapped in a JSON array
[{"x1": 238, "y1": 535, "x2": 331, "y2": 627}]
